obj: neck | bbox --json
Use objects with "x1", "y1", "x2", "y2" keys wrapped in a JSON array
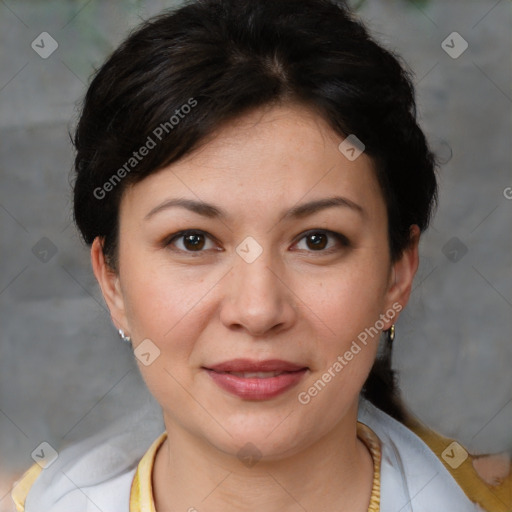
[{"x1": 152, "y1": 405, "x2": 374, "y2": 512}]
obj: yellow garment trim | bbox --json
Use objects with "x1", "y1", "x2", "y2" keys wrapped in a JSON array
[
  {"x1": 130, "y1": 422, "x2": 383, "y2": 512},
  {"x1": 10, "y1": 463, "x2": 43, "y2": 512},
  {"x1": 21, "y1": 417, "x2": 506, "y2": 511},
  {"x1": 358, "y1": 422, "x2": 382, "y2": 512},
  {"x1": 130, "y1": 432, "x2": 165, "y2": 512},
  {"x1": 405, "y1": 415, "x2": 512, "y2": 512}
]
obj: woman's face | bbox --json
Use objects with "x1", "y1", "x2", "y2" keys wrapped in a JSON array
[{"x1": 93, "y1": 104, "x2": 418, "y2": 459}]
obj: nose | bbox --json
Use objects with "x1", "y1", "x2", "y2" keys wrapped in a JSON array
[{"x1": 219, "y1": 249, "x2": 297, "y2": 337}]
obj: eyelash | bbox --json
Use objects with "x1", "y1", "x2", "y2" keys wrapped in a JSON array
[{"x1": 163, "y1": 229, "x2": 350, "y2": 256}]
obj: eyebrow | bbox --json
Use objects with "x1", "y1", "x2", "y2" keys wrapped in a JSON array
[
  {"x1": 282, "y1": 196, "x2": 364, "y2": 219},
  {"x1": 144, "y1": 195, "x2": 365, "y2": 221}
]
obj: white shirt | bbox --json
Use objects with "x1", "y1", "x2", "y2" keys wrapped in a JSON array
[{"x1": 15, "y1": 398, "x2": 486, "y2": 511}]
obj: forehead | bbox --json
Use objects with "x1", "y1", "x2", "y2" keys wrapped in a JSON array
[
  {"x1": 120, "y1": 103, "x2": 385, "y2": 222},
  {"x1": 175, "y1": 103, "x2": 352, "y2": 175}
]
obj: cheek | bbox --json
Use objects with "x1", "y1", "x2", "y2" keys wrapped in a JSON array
[
  {"x1": 120, "y1": 261, "x2": 215, "y2": 402},
  {"x1": 295, "y1": 265, "x2": 386, "y2": 418},
  {"x1": 306, "y1": 256, "x2": 390, "y2": 340},
  {"x1": 121, "y1": 257, "x2": 217, "y2": 350},
  {"x1": 296, "y1": 252, "x2": 390, "y2": 396}
]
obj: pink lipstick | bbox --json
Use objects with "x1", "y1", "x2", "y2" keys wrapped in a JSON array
[{"x1": 204, "y1": 359, "x2": 308, "y2": 400}]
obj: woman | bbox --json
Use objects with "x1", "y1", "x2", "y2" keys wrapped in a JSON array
[{"x1": 11, "y1": 0, "x2": 511, "y2": 510}]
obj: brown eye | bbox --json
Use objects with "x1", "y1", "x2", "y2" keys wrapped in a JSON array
[
  {"x1": 293, "y1": 230, "x2": 350, "y2": 253},
  {"x1": 166, "y1": 230, "x2": 216, "y2": 253},
  {"x1": 306, "y1": 232, "x2": 328, "y2": 250},
  {"x1": 183, "y1": 232, "x2": 205, "y2": 251}
]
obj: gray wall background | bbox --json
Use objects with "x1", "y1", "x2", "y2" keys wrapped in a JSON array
[{"x1": 0, "y1": 0, "x2": 511, "y2": 507}]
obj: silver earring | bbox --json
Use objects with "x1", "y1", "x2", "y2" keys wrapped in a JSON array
[{"x1": 118, "y1": 329, "x2": 132, "y2": 345}]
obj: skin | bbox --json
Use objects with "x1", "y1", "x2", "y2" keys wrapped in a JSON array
[{"x1": 91, "y1": 103, "x2": 420, "y2": 512}]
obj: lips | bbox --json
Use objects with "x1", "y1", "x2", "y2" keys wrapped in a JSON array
[
  {"x1": 207, "y1": 359, "x2": 306, "y2": 373},
  {"x1": 203, "y1": 359, "x2": 308, "y2": 400}
]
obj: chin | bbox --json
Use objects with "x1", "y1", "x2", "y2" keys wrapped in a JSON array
[{"x1": 197, "y1": 406, "x2": 321, "y2": 462}]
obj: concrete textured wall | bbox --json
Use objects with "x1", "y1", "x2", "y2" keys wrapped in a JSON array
[{"x1": 0, "y1": 0, "x2": 510, "y2": 508}]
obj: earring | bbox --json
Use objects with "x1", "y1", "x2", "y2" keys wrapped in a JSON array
[
  {"x1": 118, "y1": 329, "x2": 132, "y2": 345},
  {"x1": 385, "y1": 324, "x2": 395, "y2": 345}
]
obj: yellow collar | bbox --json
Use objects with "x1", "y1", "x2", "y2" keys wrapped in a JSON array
[
  {"x1": 129, "y1": 422, "x2": 382, "y2": 512},
  {"x1": 129, "y1": 432, "x2": 165, "y2": 512}
]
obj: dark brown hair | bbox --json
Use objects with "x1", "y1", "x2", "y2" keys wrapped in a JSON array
[{"x1": 72, "y1": 0, "x2": 438, "y2": 422}]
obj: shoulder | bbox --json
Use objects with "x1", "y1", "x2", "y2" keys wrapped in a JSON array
[
  {"x1": 10, "y1": 434, "x2": 139, "y2": 512},
  {"x1": 11, "y1": 464, "x2": 42, "y2": 512},
  {"x1": 10, "y1": 404, "x2": 165, "y2": 512},
  {"x1": 404, "y1": 414, "x2": 511, "y2": 512},
  {"x1": 11, "y1": 460, "x2": 135, "y2": 512},
  {"x1": 358, "y1": 399, "x2": 511, "y2": 512}
]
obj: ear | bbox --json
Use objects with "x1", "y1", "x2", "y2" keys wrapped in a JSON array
[
  {"x1": 382, "y1": 224, "x2": 420, "y2": 329},
  {"x1": 91, "y1": 237, "x2": 129, "y2": 334}
]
